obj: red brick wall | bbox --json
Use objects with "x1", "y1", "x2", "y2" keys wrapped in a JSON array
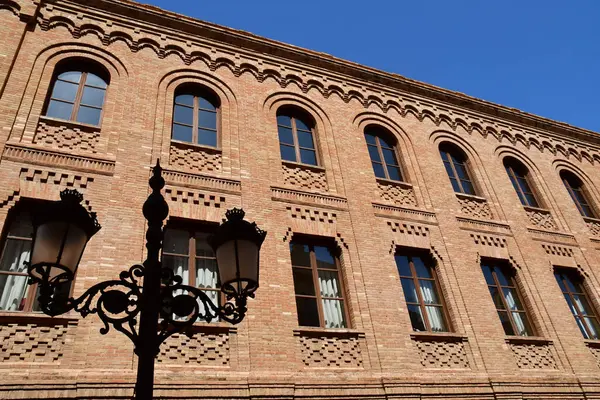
[{"x1": 1, "y1": 0, "x2": 600, "y2": 398}]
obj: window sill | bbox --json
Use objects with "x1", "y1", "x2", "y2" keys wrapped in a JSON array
[
  {"x1": 293, "y1": 327, "x2": 365, "y2": 338},
  {"x1": 455, "y1": 192, "x2": 487, "y2": 202},
  {"x1": 185, "y1": 321, "x2": 237, "y2": 334},
  {"x1": 376, "y1": 177, "x2": 412, "y2": 189},
  {"x1": 170, "y1": 140, "x2": 222, "y2": 154},
  {"x1": 410, "y1": 331, "x2": 468, "y2": 342},
  {"x1": 0, "y1": 310, "x2": 79, "y2": 324},
  {"x1": 504, "y1": 336, "x2": 552, "y2": 345},
  {"x1": 38, "y1": 115, "x2": 101, "y2": 131},
  {"x1": 282, "y1": 160, "x2": 325, "y2": 172},
  {"x1": 584, "y1": 216, "x2": 600, "y2": 224},
  {"x1": 523, "y1": 205, "x2": 551, "y2": 214},
  {"x1": 584, "y1": 339, "x2": 600, "y2": 348}
]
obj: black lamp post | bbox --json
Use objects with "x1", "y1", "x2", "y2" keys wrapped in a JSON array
[{"x1": 26, "y1": 161, "x2": 266, "y2": 400}]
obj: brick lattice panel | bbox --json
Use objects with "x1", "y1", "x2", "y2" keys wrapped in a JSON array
[
  {"x1": 0, "y1": 322, "x2": 69, "y2": 363},
  {"x1": 587, "y1": 345, "x2": 600, "y2": 369},
  {"x1": 282, "y1": 163, "x2": 328, "y2": 192},
  {"x1": 413, "y1": 339, "x2": 470, "y2": 369},
  {"x1": 297, "y1": 333, "x2": 363, "y2": 368},
  {"x1": 586, "y1": 219, "x2": 600, "y2": 237},
  {"x1": 457, "y1": 195, "x2": 493, "y2": 219},
  {"x1": 377, "y1": 181, "x2": 417, "y2": 207},
  {"x1": 169, "y1": 143, "x2": 222, "y2": 173},
  {"x1": 509, "y1": 342, "x2": 558, "y2": 369},
  {"x1": 526, "y1": 208, "x2": 558, "y2": 230},
  {"x1": 34, "y1": 120, "x2": 100, "y2": 153},
  {"x1": 157, "y1": 331, "x2": 229, "y2": 366}
]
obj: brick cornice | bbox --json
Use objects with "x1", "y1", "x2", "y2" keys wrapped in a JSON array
[{"x1": 50, "y1": 0, "x2": 600, "y2": 148}]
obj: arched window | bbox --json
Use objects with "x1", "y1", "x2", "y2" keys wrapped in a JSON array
[
  {"x1": 44, "y1": 61, "x2": 109, "y2": 126},
  {"x1": 277, "y1": 108, "x2": 318, "y2": 166},
  {"x1": 364, "y1": 126, "x2": 403, "y2": 181},
  {"x1": 172, "y1": 87, "x2": 219, "y2": 148},
  {"x1": 439, "y1": 143, "x2": 476, "y2": 195},
  {"x1": 504, "y1": 158, "x2": 539, "y2": 207},
  {"x1": 555, "y1": 268, "x2": 600, "y2": 339},
  {"x1": 561, "y1": 171, "x2": 597, "y2": 218}
]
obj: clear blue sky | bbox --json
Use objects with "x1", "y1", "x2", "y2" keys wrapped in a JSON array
[{"x1": 144, "y1": 0, "x2": 600, "y2": 133}]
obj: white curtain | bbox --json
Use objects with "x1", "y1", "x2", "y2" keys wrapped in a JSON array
[
  {"x1": 419, "y1": 280, "x2": 446, "y2": 332},
  {"x1": 503, "y1": 288, "x2": 528, "y2": 336},
  {"x1": 318, "y1": 270, "x2": 346, "y2": 328},
  {"x1": 163, "y1": 255, "x2": 188, "y2": 321},
  {"x1": 572, "y1": 295, "x2": 599, "y2": 339},
  {"x1": 0, "y1": 239, "x2": 31, "y2": 311},
  {"x1": 196, "y1": 258, "x2": 219, "y2": 322}
]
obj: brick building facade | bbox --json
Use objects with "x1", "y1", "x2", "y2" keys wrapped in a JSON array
[{"x1": 1, "y1": 0, "x2": 600, "y2": 398}]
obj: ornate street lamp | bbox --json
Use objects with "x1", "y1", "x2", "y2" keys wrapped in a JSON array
[{"x1": 26, "y1": 161, "x2": 266, "y2": 400}]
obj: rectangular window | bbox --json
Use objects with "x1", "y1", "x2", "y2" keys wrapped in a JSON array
[
  {"x1": 290, "y1": 240, "x2": 348, "y2": 328},
  {"x1": 481, "y1": 260, "x2": 534, "y2": 336},
  {"x1": 555, "y1": 268, "x2": 600, "y2": 339},
  {"x1": 395, "y1": 251, "x2": 448, "y2": 332},
  {"x1": 163, "y1": 225, "x2": 219, "y2": 322}
]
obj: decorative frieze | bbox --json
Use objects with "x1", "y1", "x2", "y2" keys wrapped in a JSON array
[
  {"x1": 411, "y1": 335, "x2": 470, "y2": 369},
  {"x1": 163, "y1": 168, "x2": 241, "y2": 194},
  {"x1": 282, "y1": 162, "x2": 328, "y2": 192},
  {"x1": 169, "y1": 142, "x2": 222, "y2": 173},
  {"x1": 20, "y1": 167, "x2": 93, "y2": 189},
  {"x1": 157, "y1": 328, "x2": 231, "y2": 366},
  {"x1": 587, "y1": 343, "x2": 600, "y2": 369},
  {"x1": 542, "y1": 244, "x2": 574, "y2": 258},
  {"x1": 525, "y1": 207, "x2": 558, "y2": 231},
  {"x1": 376, "y1": 180, "x2": 417, "y2": 207},
  {"x1": 585, "y1": 217, "x2": 600, "y2": 237},
  {"x1": 34, "y1": 117, "x2": 100, "y2": 154},
  {"x1": 507, "y1": 340, "x2": 558, "y2": 370},
  {"x1": 294, "y1": 329, "x2": 364, "y2": 369},
  {"x1": 456, "y1": 194, "x2": 492, "y2": 220},
  {"x1": 271, "y1": 186, "x2": 348, "y2": 210},
  {"x1": 457, "y1": 217, "x2": 512, "y2": 236}
]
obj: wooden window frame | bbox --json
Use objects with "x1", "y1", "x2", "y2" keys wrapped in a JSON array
[
  {"x1": 505, "y1": 160, "x2": 540, "y2": 208},
  {"x1": 439, "y1": 145, "x2": 476, "y2": 195},
  {"x1": 396, "y1": 252, "x2": 450, "y2": 332},
  {"x1": 277, "y1": 111, "x2": 320, "y2": 166},
  {"x1": 561, "y1": 172, "x2": 597, "y2": 218},
  {"x1": 44, "y1": 68, "x2": 108, "y2": 126},
  {"x1": 555, "y1": 268, "x2": 600, "y2": 339},
  {"x1": 291, "y1": 240, "x2": 350, "y2": 328},
  {"x1": 172, "y1": 91, "x2": 220, "y2": 148},
  {"x1": 0, "y1": 232, "x2": 36, "y2": 312},
  {"x1": 365, "y1": 129, "x2": 404, "y2": 181},
  {"x1": 482, "y1": 261, "x2": 534, "y2": 336}
]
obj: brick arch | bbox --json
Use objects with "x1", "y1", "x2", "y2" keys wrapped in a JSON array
[{"x1": 553, "y1": 159, "x2": 600, "y2": 206}]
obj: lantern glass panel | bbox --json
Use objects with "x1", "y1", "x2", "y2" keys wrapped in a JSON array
[
  {"x1": 30, "y1": 222, "x2": 87, "y2": 280},
  {"x1": 215, "y1": 239, "x2": 259, "y2": 290}
]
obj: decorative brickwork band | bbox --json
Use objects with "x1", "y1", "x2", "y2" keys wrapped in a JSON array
[
  {"x1": 294, "y1": 329, "x2": 364, "y2": 369},
  {"x1": 507, "y1": 341, "x2": 558, "y2": 370},
  {"x1": 157, "y1": 329, "x2": 231, "y2": 366},
  {"x1": 525, "y1": 207, "x2": 558, "y2": 231},
  {"x1": 456, "y1": 194, "x2": 493, "y2": 220},
  {"x1": 282, "y1": 162, "x2": 328, "y2": 192},
  {"x1": 587, "y1": 343, "x2": 600, "y2": 369},
  {"x1": 169, "y1": 142, "x2": 222, "y2": 173},
  {"x1": 377, "y1": 180, "x2": 417, "y2": 207},
  {"x1": 411, "y1": 335, "x2": 471, "y2": 369},
  {"x1": 584, "y1": 217, "x2": 600, "y2": 237},
  {"x1": 34, "y1": 118, "x2": 100, "y2": 154}
]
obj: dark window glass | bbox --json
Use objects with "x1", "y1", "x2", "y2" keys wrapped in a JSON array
[
  {"x1": 481, "y1": 261, "x2": 534, "y2": 336},
  {"x1": 45, "y1": 67, "x2": 108, "y2": 126},
  {"x1": 555, "y1": 269, "x2": 600, "y2": 339},
  {"x1": 561, "y1": 171, "x2": 597, "y2": 218},
  {"x1": 171, "y1": 90, "x2": 219, "y2": 147},
  {"x1": 290, "y1": 240, "x2": 348, "y2": 328},
  {"x1": 439, "y1": 144, "x2": 476, "y2": 195},
  {"x1": 364, "y1": 127, "x2": 403, "y2": 181},
  {"x1": 277, "y1": 110, "x2": 318, "y2": 166},
  {"x1": 504, "y1": 159, "x2": 539, "y2": 207},
  {"x1": 395, "y1": 252, "x2": 448, "y2": 332}
]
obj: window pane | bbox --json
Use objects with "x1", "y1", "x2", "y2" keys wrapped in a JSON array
[
  {"x1": 455, "y1": 164, "x2": 469, "y2": 180},
  {"x1": 293, "y1": 267, "x2": 315, "y2": 296},
  {"x1": 498, "y1": 311, "x2": 515, "y2": 335},
  {"x1": 387, "y1": 166, "x2": 402, "y2": 182},
  {"x1": 576, "y1": 316, "x2": 591, "y2": 338},
  {"x1": 372, "y1": 162, "x2": 386, "y2": 179},
  {"x1": 173, "y1": 105, "x2": 193, "y2": 125},
  {"x1": 163, "y1": 229, "x2": 189, "y2": 254},
  {"x1": 196, "y1": 258, "x2": 218, "y2": 289},
  {"x1": 300, "y1": 149, "x2": 317, "y2": 165},
  {"x1": 382, "y1": 148, "x2": 398, "y2": 166},
  {"x1": 280, "y1": 144, "x2": 296, "y2": 162},
  {"x1": 175, "y1": 94, "x2": 194, "y2": 106},
  {"x1": 58, "y1": 71, "x2": 81, "y2": 83},
  {"x1": 425, "y1": 306, "x2": 447, "y2": 332},
  {"x1": 573, "y1": 294, "x2": 595, "y2": 315},
  {"x1": 198, "y1": 129, "x2": 217, "y2": 147},
  {"x1": 512, "y1": 312, "x2": 533, "y2": 336},
  {"x1": 296, "y1": 297, "x2": 320, "y2": 327},
  {"x1": 367, "y1": 145, "x2": 381, "y2": 162},
  {"x1": 495, "y1": 268, "x2": 511, "y2": 287},
  {"x1": 401, "y1": 278, "x2": 418, "y2": 303},
  {"x1": 322, "y1": 298, "x2": 346, "y2": 328},
  {"x1": 0, "y1": 239, "x2": 30, "y2": 274},
  {"x1": 460, "y1": 180, "x2": 476, "y2": 195},
  {"x1": 555, "y1": 274, "x2": 567, "y2": 292},
  {"x1": 297, "y1": 130, "x2": 314, "y2": 149},
  {"x1": 440, "y1": 150, "x2": 450, "y2": 162},
  {"x1": 290, "y1": 243, "x2": 311, "y2": 267},
  {"x1": 162, "y1": 254, "x2": 189, "y2": 283},
  {"x1": 489, "y1": 287, "x2": 504, "y2": 309},
  {"x1": 412, "y1": 257, "x2": 432, "y2": 278},
  {"x1": 46, "y1": 100, "x2": 74, "y2": 120},
  {"x1": 314, "y1": 246, "x2": 336, "y2": 269},
  {"x1": 503, "y1": 287, "x2": 523, "y2": 311},
  {"x1": 76, "y1": 106, "x2": 101, "y2": 126},
  {"x1": 581, "y1": 204, "x2": 595, "y2": 218},
  {"x1": 524, "y1": 193, "x2": 538, "y2": 207},
  {"x1": 172, "y1": 124, "x2": 193, "y2": 142},
  {"x1": 562, "y1": 274, "x2": 579, "y2": 293},
  {"x1": 295, "y1": 118, "x2": 310, "y2": 131},
  {"x1": 443, "y1": 161, "x2": 456, "y2": 180},
  {"x1": 364, "y1": 133, "x2": 377, "y2": 145},
  {"x1": 583, "y1": 317, "x2": 600, "y2": 339},
  {"x1": 419, "y1": 280, "x2": 440, "y2": 304},
  {"x1": 32, "y1": 282, "x2": 71, "y2": 312},
  {"x1": 277, "y1": 115, "x2": 292, "y2": 127},
  {"x1": 278, "y1": 126, "x2": 294, "y2": 145},
  {"x1": 408, "y1": 304, "x2": 426, "y2": 331},
  {"x1": 84, "y1": 72, "x2": 107, "y2": 88},
  {"x1": 51, "y1": 80, "x2": 79, "y2": 102},
  {"x1": 198, "y1": 96, "x2": 216, "y2": 110},
  {"x1": 481, "y1": 265, "x2": 495, "y2": 285},
  {"x1": 449, "y1": 177, "x2": 461, "y2": 193},
  {"x1": 395, "y1": 255, "x2": 412, "y2": 277},
  {"x1": 195, "y1": 233, "x2": 214, "y2": 258},
  {"x1": 0, "y1": 274, "x2": 29, "y2": 311},
  {"x1": 198, "y1": 110, "x2": 217, "y2": 130},
  {"x1": 564, "y1": 294, "x2": 579, "y2": 315},
  {"x1": 80, "y1": 86, "x2": 106, "y2": 108}
]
